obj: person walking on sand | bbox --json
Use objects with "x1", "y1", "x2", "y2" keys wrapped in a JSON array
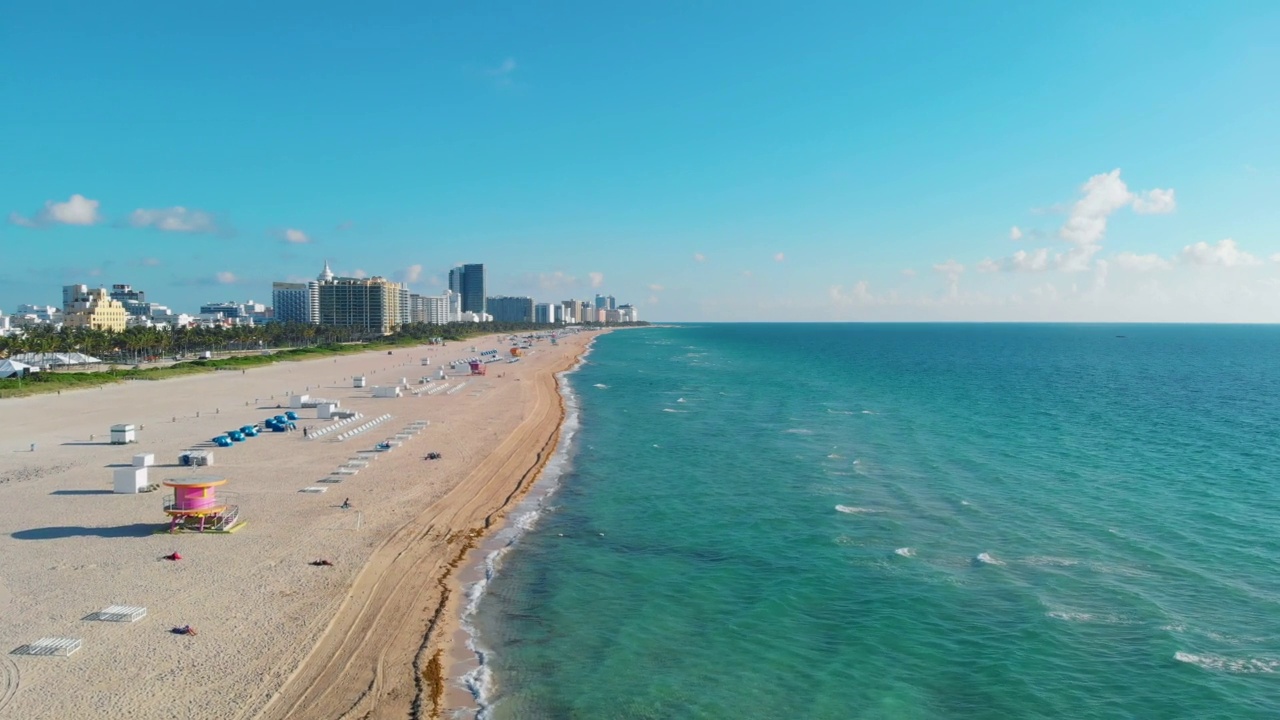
[{"x1": 341, "y1": 498, "x2": 351, "y2": 509}]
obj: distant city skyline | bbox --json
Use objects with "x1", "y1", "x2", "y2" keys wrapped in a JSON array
[{"x1": 3, "y1": 4, "x2": 1279, "y2": 322}]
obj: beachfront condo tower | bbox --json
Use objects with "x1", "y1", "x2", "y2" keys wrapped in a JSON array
[
  {"x1": 488, "y1": 296, "x2": 535, "y2": 323},
  {"x1": 317, "y1": 276, "x2": 406, "y2": 335}
]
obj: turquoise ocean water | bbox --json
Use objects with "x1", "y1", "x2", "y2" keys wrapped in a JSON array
[{"x1": 469, "y1": 324, "x2": 1280, "y2": 719}]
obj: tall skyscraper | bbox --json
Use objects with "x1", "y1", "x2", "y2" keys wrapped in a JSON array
[
  {"x1": 64, "y1": 288, "x2": 128, "y2": 332},
  {"x1": 450, "y1": 263, "x2": 486, "y2": 315}
]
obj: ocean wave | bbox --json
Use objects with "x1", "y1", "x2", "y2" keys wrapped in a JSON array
[
  {"x1": 662, "y1": 408, "x2": 687, "y2": 413},
  {"x1": 593, "y1": 383, "x2": 608, "y2": 389},
  {"x1": 836, "y1": 505, "x2": 883, "y2": 514},
  {"x1": 826, "y1": 453, "x2": 845, "y2": 459},
  {"x1": 974, "y1": 552, "x2": 1004, "y2": 566},
  {"x1": 861, "y1": 410, "x2": 876, "y2": 415},
  {"x1": 1174, "y1": 651, "x2": 1280, "y2": 674},
  {"x1": 894, "y1": 547, "x2": 915, "y2": 557},
  {"x1": 826, "y1": 409, "x2": 855, "y2": 415},
  {"x1": 676, "y1": 397, "x2": 686, "y2": 403},
  {"x1": 784, "y1": 428, "x2": 814, "y2": 435}
]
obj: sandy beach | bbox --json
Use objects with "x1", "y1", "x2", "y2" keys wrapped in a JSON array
[{"x1": 0, "y1": 330, "x2": 597, "y2": 720}]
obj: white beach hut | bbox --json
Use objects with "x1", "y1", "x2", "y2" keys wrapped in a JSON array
[
  {"x1": 353, "y1": 376, "x2": 367, "y2": 388},
  {"x1": 110, "y1": 424, "x2": 137, "y2": 444},
  {"x1": 113, "y1": 466, "x2": 148, "y2": 494}
]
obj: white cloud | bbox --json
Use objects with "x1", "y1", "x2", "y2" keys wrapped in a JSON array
[
  {"x1": 693, "y1": 253, "x2": 706, "y2": 262},
  {"x1": 129, "y1": 206, "x2": 217, "y2": 233},
  {"x1": 487, "y1": 57, "x2": 518, "y2": 87},
  {"x1": 10, "y1": 193, "x2": 103, "y2": 227},
  {"x1": 588, "y1": 271, "x2": 604, "y2": 288},
  {"x1": 141, "y1": 257, "x2": 162, "y2": 267},
  {"x1": 533, "y1": 271, "x2": 578, "y2": 291},
  {"x1": 215, "y1": 271, "x2": 238, "y2": 284},
  {"x1": 1113, "y1": 251, "x2": 1172, "y2": 272},
  {"x1": 1059, "y1": 169, "x2": 1134, "y2": 247},
  {"x1": 1010, "y1": 226, "x2": 1023, "y2": 241},
  {"x1": 282, "y1": 228, "x2": 311, "y2": 244},
  {"x1": 353, "y1": 269, "x2": 368, "y2": 279},
  {"x1": 1180, "y1": 238, "x2": 1259, "y2": 267},
  {"x1": 1271, "y1": 253, "x2": 1280, "y2": 263},
  {"x1": 1132, "y1": 188, "x2": 1176, "y2": 215},
  {"x1": 773, "y1": 252, "x2": 785, "y2": 262},
  {"x1": 976, "y1": 258, "x2": 1000, "y2": 273},
  {"x1": 648, "y1": 284, "x2": 664, "y2": 292},
  {"x1": 741, "y1": 270, "x2": 753, "y2": 278},
  {"x1": 901, "y1": 268, "x2": 916, "y2": 278},
  {"x1": 647, "y1": 295, "x2": 659, "y2": 305}
]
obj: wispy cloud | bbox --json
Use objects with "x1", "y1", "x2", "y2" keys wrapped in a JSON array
[
  {"x1": 216, "y1": 271, "x2": 238, "y2": 284},
  {"x1": 1132, "y1": 188, "x2": 1176, "y2": 215},
  {"x1": 335, "y1": 221, "x2": 354, "y2": 232},
  {"x1": 280, "y1": 228, "x2": 311, "y2": 244},
  {"x1": 693, "y1": 253, "x2": 706, "y2": 262},
  {"x1": 9, "y1": 193, "x2": 102, "y2": 227},
  {"x1": 589, "y1": 271, "x2": 604, "y2": 288},
  {"x1": 773, "y1": 252, "x2": 786, "y2": 262},
  {"x1": 901, "y1": 268, "x2": 917, "y2": 278},
  {"x1": 932, "y1": 259, "x2": 965, "y2": 296},
  {"x1": 140, "y1": 257, "x2": 162, "y2": 267},
  {"x1": 129, "y1": 206, "x2": 220, "y2": 234},
  {"x1": 1010, "y1": 226, "x2": 1023, "y2": 241},
  {"x1": 1112, "y1": 251, "x2": 1172, "y2": 272},
  {"x1": 648, "y1": 283, "x2": 664, "y2": 292},
  {"x1": 395, "y1": 264, "x2": 424, "y2": 285},
  {"x1": 486, "y1": 57, "x2": 518, "y2": 87}
]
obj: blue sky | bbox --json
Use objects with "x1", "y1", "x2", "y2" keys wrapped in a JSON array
[{"x1": 3, "y1": 1, "x2": 1279, "y2": 321}]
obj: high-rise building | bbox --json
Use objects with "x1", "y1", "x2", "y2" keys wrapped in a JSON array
[
  {"x1": 535, "y1": 303, "x2": 565, "y2": 324},
  {"x1": 200, "y1": 302, "x2": 243, "y2": 318},
  {"x1": 64, "y1": 288, "x2": 128, "y2": 332},
  {"x1": 618, "y1": 304, "x2": 638, "y2": 322},
  {"x1": 594, "y1": 294, "x2": 616, "y2": 311},
  {"x1": 273, "y1": 281, "x2": 320, "y2": 324},
  {"x1": 318, "y1": 275, "x2": 405, "y2": 334},
  {"x1": 488, "y1": 296, "x2": 535, "y2": 323},
  {"x1": 560, "y1": 300, "x2": 579, "y2": 324},
  {"x1": 449, "y1": 264, "x2": 486, "y2": 315},
  {"x1": 62, "y1": 284, "x2": 88, "y2": 312}
]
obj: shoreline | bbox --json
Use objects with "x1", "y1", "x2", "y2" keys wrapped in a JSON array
[
  {"x1": 250, "y1": 332, "x2": 600, "y2": 720},
  {"x1": 443, "y1": 336, "x2": 595, "y2": 718},
  {"x1": 0, "y1": 329, "x2": 598, "y2": 720}
]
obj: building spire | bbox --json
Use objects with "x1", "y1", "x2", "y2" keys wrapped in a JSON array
[{"x1": 319, "y1": 259, "x2": 334, "y2": 282}]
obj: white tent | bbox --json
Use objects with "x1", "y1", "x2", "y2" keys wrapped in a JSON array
[
  {"x1": 0, "y1": 359, "x2": 37, "y2": 378},
  {"x1": 11, "y1": 352, "x2": 102, "y2": 366}
]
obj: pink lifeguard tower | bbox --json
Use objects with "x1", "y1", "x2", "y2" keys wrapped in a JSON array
[
  {"x1": 162, "y1": 476, "x2": 243, "y2": 533},
  {"x1": 469, "y1": 360, "x2": 486, "y2": 376}
]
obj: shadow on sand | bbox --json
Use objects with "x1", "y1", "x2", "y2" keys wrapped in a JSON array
[
  {"x1": 49, "y1": 489, "x2": 115, "y2": 496},
  {"x1": 12, "y1": 523, "x2": 160, "y2": 540}
]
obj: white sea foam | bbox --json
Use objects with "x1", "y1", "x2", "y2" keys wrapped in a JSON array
[
  {"x1": 836, "y1": 505, "x2": 883, "y2": 514},
  {"x1": 593, "y1": 383, "x2": 608, "y2": 389},
  {"x1": 827, "y1": 453, "x2": 844, "y2": 459},
  {"x1": 861, "y1": 410, "x2": 876, "y2": 415},
  {"x1": 894, "y1": 547, "x2": 915, "y2": 557},
  {"x1": 1024, "y1": 556, "x2": 1080, "y2": 567},
  {"x1": 1174, "y1": 651, "x2": 1280, "y2": 674},
  {"x1": 826, "y1": 409, "x2": 855, "y2": 415},
  {"x1": 662, "y1": 408, "x2": 687, "y2": 413},
  {"x1": 457, "y1": 346, "x2": 588, "y2": 719},
  {"x1": 974, "y1": 552, "x2": 1004, "y2": 566},
  {"x1": 676, "y1": 397, "x2": 686, "y2": 403},
  {"x1": 784, "y1": 428, "x2": 814, "y2": 435}
]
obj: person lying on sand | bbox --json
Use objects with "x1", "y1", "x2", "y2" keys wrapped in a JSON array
[
  {"x1": 172, "y1": 625, "x2": 197, "y2": 636},
  {"x1": 311, "y1": 559, "x2": 334, "y2": 567}
]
